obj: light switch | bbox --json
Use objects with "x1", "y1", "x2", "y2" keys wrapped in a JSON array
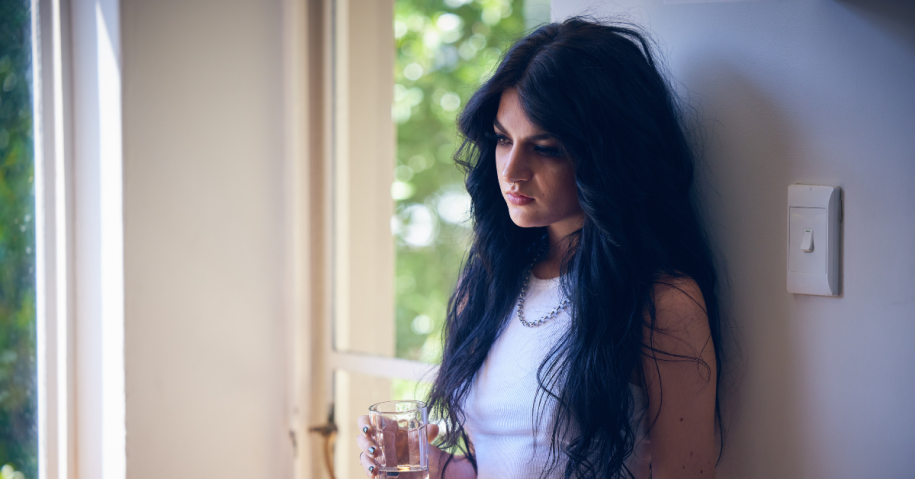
[
  {"x1": 787, "y1": 185, "x2": 841, "y2": 296},
  {"x1": 789, "y1": 207, "x2": 826, "y2": 274},
  {"x1": 800, "y1": 229, "x2": 814, "y2": 253}
]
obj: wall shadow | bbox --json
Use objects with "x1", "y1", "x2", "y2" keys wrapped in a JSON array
[
  {"x1": 679, "y1": 59, "x2": 809, "y2": 478},
  {"x1": 837, "y1": 0, "x2": 915, "y2": 51}
]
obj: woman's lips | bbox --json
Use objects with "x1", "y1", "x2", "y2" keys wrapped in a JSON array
[{"x1": 506, "y1": 192, "x2": 534, "y2": 206}]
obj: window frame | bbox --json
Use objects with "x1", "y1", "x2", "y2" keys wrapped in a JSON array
[
  {"x1": 33, "y1": 0, "x2": 76, "y2": 477},
  {"x1": 32, "y1": 0, "x2": 126, "y2": 478},
  {"x1": 324, "y1": 0, "x2": 438, "y2": 381},
  {"x1": 285, "y1": 0, "x2": 437, "y2": 477}
]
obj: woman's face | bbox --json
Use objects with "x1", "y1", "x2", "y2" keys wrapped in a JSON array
[{"x1": 495, "y1": 88, "x2": 583, "y2": 233}]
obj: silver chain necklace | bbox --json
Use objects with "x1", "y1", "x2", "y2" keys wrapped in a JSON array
[{"x1": 517, "y1": 242, "x2": 570, "y2": 328}]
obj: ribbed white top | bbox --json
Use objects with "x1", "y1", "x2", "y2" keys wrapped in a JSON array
[{"x1": 463, "y1": 274, "x2": 651, "y2": 478}]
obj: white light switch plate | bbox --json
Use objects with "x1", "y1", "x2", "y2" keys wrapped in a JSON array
[{"x1": 787, "y1": 185, "x2": 841, "y2": 296}]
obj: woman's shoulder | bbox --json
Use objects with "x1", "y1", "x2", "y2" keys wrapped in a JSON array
[
  {"x1": 650, "y1": 272, "x2": 706, "y2": 313},
  {"x1": 646, "y1": 272, "x2": 709, "y2": 342}
]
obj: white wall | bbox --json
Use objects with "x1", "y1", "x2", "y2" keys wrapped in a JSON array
[
  {"x1": 120, "y1": 0, "x2": 292, "y2": 478},
  {"x1": 552, "y1": 1, "x2": 915, "y2": 477}
]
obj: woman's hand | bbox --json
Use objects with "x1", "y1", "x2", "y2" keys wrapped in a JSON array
[{"x1": 356, "y1": 415, "x2": 440, "y2": 478}]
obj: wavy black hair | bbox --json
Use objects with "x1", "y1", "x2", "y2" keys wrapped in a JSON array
[{"x1": 427, "y1": 17, "x2": 723, "y2": 478}]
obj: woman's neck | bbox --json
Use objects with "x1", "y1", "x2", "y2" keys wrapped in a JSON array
[{"x1": 532, "y1": 214, "x2": 584, "y2": 279}]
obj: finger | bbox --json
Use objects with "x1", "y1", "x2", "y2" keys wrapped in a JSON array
[
  {"x1": 360, "y1": 448, "x2": 378, "y2": 477},
  {"x1": 357, "y1": 415, "x2": 373, "y2": 436},
  {"x1": 427, "y1": 424, "x2": 439, "y2": 443},
  {"x1": 356, "y1": 432, "x2": 378, "y2": 456}
]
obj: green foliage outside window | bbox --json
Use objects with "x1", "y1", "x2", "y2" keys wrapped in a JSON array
[
  {"x1": 392, "y1": 0, "x2": 529, "y2": 364},
  {"x1": 0, "y1": 0, "x2": 36, "y2": 478},
  {"x1": 0, "y1": 465, "x2": 25, "y2": 479}
]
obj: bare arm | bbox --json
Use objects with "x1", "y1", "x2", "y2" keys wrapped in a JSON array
[
  {"x1": 428, "y1": 439, "x2": 476, "y2": 479},
  {"x1": 641, "y1": 277, "x2": 718, "y2": 478}
]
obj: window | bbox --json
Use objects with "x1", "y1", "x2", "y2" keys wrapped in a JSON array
[
  {"x1": 0, "y1": 1, "x2": 37, "y2": 477},
  {"x1": 7, "y1": 0, "x2": 128, "y2": 477},
  {"x1": 390, "y1": 0, "x2": 528, "y2": 365},
  {"x1": 321, "y1": 0, "x2": 549, "y2": 477}
]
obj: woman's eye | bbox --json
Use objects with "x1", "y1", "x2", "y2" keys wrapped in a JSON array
[
  {"x1": 491, "y1": 133, "x2": 561, "y2": 156},
  {"x1": 534, "y1": 145, "x2": 563, "y2": 157}
]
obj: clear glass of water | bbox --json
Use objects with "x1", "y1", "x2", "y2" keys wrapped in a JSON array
[{"x1": 368, "y1": 400, "x2": 429, "y2": 476}]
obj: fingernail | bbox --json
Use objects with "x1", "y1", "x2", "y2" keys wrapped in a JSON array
[
  {"x1": 368, "y1": 466, "x2": 374, "y2": 473},
  {"x1": 362, "y1": 426, "x2": 369, "y2": 434},
  {"x1": 368, "y1": 446, "x2": 376, "y2": 455}
]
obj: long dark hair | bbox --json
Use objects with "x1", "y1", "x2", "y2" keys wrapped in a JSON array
[{"x1": 427, "y1": 17, "x2": 723, "y2": 478}]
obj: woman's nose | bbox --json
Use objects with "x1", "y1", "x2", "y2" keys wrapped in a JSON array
[{"x1": 501, "y1": 145, "x2": 533, "y2": 184}]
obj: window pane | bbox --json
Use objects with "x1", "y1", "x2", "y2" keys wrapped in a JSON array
[
  {"x1": 331, "y1": 0, "x2": 543, "y2": 361},
  {"x1": 390, "y1": 377, "x2": 431, "y2": 402},
  {"x1": 392, "y1": 0, "x2": 529, "y2": 363},
  {"x1": 0, "y1": 0, "x2": 37, "y2": 478}
]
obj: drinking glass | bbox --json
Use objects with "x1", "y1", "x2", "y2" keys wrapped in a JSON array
[{"x1": 368, "y1": 400, "x2": 429, "y2": 476}]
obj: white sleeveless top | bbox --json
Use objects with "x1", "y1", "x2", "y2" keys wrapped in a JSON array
[{"x1": 463, "y1": 274, "x2": 652, "y2": 478}]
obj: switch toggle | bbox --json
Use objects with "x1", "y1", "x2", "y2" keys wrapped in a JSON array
[
  {"x1": 800, "y1": 228, "x2": 814, "y2": 253},
  {"x1": 787, "y1": 185, "x2": 841, "y2": 296}
]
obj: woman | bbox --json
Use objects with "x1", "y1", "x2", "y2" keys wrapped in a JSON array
[{"x1": 358, "y1": 16, "x2": 722, "y2": 478}]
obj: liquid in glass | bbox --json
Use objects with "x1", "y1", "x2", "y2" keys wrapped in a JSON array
[{"x1": 369, "y1": 400, "x2": 429, "y2": 477}]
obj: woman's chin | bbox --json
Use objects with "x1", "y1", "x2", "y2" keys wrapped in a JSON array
[{"x1": 508, "y1": 211, "x2": 547, "y2": 229}]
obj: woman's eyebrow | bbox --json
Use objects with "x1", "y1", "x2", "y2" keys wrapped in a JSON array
[{"x1": 493, "y1": 119, "x2": 553, "y2": 141}]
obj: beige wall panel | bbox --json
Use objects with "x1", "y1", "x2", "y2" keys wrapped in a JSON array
[{"x1": 121, "y1": 0, "x2": 292, "y2": 477}]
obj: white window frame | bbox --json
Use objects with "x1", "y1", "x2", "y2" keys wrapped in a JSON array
[
  {"x1": 324, "y1": 0, "x2": 437, "y2": 382},
  {"x1": 284, "y1": 1, "x2": 437, "y2": 477},
  {"x1": 32, "y1": 0, "x2": 126, "y2": 478}
]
